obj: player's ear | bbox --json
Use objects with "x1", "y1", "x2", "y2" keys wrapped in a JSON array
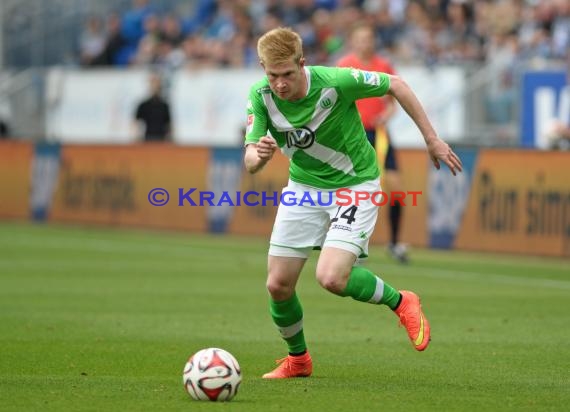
[{"x1": 299, "y1": 57, "x2": 305, "y2": 68}]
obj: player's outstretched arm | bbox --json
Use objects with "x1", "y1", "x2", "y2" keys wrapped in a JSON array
[
  {"x1": 244, "y1": 136, "x2": 277, "y2": 174},
  {"x1": 386, "y1": 74, "x2": 463, "y2": 176}
]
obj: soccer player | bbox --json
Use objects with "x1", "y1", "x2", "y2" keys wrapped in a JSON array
[
  {"x1": 337, "y1": 23, "x2": 408, "y2": 263},
  {"x1": 244, "y1": 27, "x2": 462, "y2": 379}
]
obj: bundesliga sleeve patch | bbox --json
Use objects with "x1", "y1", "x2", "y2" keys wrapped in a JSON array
[
  {"x1": 350, "y1": 69, "x2": 380, "y2": 86},
  {"x1": 362, "y1": 71, "x2": 380, "y2": 86}
]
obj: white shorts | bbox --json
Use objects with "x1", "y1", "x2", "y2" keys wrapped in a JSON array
[{"x1": 269, "y1": 179, "x2": 381, "y2": 259}]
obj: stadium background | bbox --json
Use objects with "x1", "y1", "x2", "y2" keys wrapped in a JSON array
[{"x1": 0, "y1": 0, "x2": 568, "y2": 256}]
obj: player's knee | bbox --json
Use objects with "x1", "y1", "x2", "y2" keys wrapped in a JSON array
[
  {"x1": 266, "y1": 278, "x2": 294, "y2": 301},
  {"x1": 315, "y1": 268, "x2": 348, "y2": 295}
]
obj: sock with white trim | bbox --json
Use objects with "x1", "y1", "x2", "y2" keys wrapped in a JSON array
[
  {"x1": 341, "y1": 266, "x2": 401, "y2": 309},
  {"x1": 269, "y1": 292, "x2": 307, "y2": 354}
]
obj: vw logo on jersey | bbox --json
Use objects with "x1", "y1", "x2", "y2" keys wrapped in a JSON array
[
  {"x1": 286, "y1": 127, "x2": 315, "y2": 149},
  {"x1": 319, "y1": 97, "x2": 332, "y2": 109}
]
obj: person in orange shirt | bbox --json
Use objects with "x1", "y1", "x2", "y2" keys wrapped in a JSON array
[{"x1": 337, "y1": 23, "x2": 409, "y2": 263}]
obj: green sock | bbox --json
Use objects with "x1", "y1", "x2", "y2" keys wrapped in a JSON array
[
  {"x1": 269, "y1": 293, "x2": 307, "y2": 354},
  {"x1": 341, "y1": 266, "x2": 401, "y2": 309}
]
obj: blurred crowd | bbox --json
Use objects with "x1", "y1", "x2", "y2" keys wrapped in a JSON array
[{"x1": 79, "y1": 0, "x2": 569, "y2": 71}]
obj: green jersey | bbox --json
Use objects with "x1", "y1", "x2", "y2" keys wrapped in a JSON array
[{"x1": 245, "y1": 65, "x2": 391, "y2": 189}]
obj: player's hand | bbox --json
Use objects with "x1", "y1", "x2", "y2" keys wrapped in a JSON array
[
  {"x1": 257, "y1": 136, "x2": 277, "y2": 161},
  {"x1": 427, "y1": 138, "x2": 463, "y2": 176}
]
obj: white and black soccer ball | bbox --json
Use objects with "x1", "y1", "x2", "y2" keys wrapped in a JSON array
[{"x1": 182, "y1": 347, "x2": 242, "y2": 401}]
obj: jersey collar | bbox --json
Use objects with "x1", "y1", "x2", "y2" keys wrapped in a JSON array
[{"x1": 303, "y1": 66, "x2": 311, "y2": 97}]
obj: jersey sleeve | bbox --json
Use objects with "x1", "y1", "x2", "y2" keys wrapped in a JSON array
[
  {"x1": 336, "y1": 67, "x2": 390, "y2": 102},
  {"x1": 244, "y1": 86, "x2": 269, "y2": 146}
]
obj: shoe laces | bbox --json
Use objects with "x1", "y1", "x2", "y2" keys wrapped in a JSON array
[
  {"x1": 273, "y1": 356, "x2": 292, "y2": 371},
  {"x1": 274, "y1": 355, "x2": 306, "y2": 368},
  {"x1": 275, "y1": 356, "x2": 288, "y2": 365}
]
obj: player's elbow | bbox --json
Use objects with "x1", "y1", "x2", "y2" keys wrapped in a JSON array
[
  {"x1": 244, "y1": 162, "x2": 259, "y2": 174},
  {"x1": 244, "y1": 147, "x2": 261, "y2": 174},
  {"x1": 387, "y1": 75, "x2": 409, "y2": 97},
  {"x1": 243, "y1": 157, "x2": 256, "y2": 174}
]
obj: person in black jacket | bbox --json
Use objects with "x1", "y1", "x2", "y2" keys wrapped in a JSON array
[
  {"x1": 0, "y1": 119, "x2": 10, "y2": 139},
  {"x1": 134, "y1": 73, "x2": 171, "y2": 142}
]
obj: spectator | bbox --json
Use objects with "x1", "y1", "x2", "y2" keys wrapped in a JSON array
[
  {"x1": 485, "y1": 31, "x2": 519, "y2": 124},
  {"x1": 0, "y1": 119, "x2": 10, "y2": 139},
  {"x1": 547, "y1": 121, "x2": 570, "y2": 150},
  {"x1": 132, "y1": 14, "x2": 162, "y2": 66},
  {"x1": 202, "y1": 0, "x2": 236, "y2": 41},
  {"x1": 133, "y1": 73, "x2": 172, "y2": 142},
  {"x1": 439, "y1": 1, "x2": 483, "y2": 62},
  {"x1": 551, "y1": 0, "x2": 570, "y2": 60},
  {"x1": 62, "y1": 0, "x2": 568, "y2": 70},
  {"x1": 121, "y1": 0, "x2": 154, "y2": 45},
  {"x1": 160, "y1": 14, "x2": 185, "y2": 47},
  {"x1": 373, "y1": 6, "x2": 404, "y2": 53},
  {"x1": 0, "y1": 101, "x2": 12, "y2": 139},
  {"x1": 396, "y1": 1, "x2": 431, "y2": 63},
  {"x1": 79, "y1": 16, "x2": 106, "y2": 66},
  {"x1": 92, "y1": 13, "x2": 127, "y2": 66},
  {"x1": 183, "y1": 0, "x2": 217, "y2": 35}
]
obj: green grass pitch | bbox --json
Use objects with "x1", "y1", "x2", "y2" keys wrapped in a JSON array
[{"x1": 0, "y1": 222, "x2": 569, "y2": 411}]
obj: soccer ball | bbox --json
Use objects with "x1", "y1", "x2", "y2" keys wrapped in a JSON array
[{"x1": 182, "y1": 347, "x2": 242, "y2": 401}]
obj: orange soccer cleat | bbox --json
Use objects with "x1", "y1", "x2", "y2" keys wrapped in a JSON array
[
  {"x1": 262, "y1": 352, "x2": 313, "y2": 379},
  {"x1": 394, "y1": 290, "x2": 431, "y2": 351}
]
